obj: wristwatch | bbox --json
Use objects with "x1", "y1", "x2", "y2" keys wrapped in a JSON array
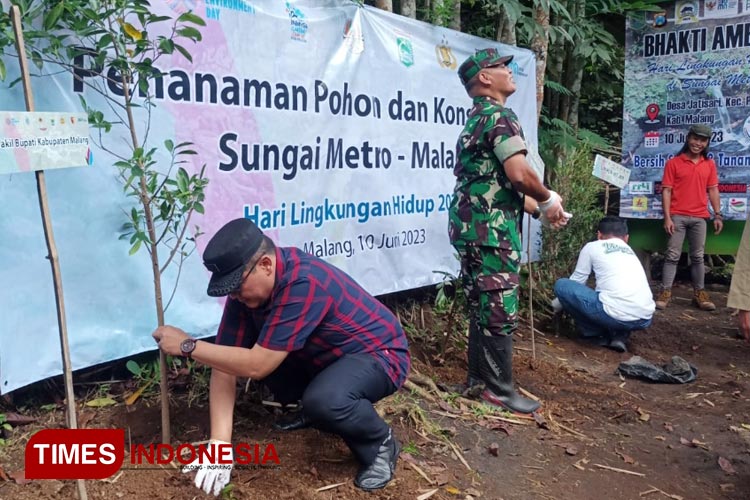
[
  {"x1": 180, "y1": 338, "x2": 197, "y2": 359},
  {"x1": 532, "y1": 206, "x2": 542, "y2": 220},
  {"x1": 714, "y1": 212, "x2": 723, "y2": 219}
]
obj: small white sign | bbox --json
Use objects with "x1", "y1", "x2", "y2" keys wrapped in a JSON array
[
  {"x1": 0, "y1": 111, "x2": 91, "y2": 175},
  {"x1": 592, "y1": 154, "x2": 631, "y2": 188}
]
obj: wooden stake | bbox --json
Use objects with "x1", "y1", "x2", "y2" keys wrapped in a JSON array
[
  {"x1": 10, "y1": 6, "x2": 88, "y2": 500},
  {"x1": 603, "y1": 182, "x2": 610, "y2": 214},
  {"x1": 525, "y1": 216, "x2": 536, "y2": 359}
]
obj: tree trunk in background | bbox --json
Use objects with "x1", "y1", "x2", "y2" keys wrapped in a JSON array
[
  {"x1": 375, "y1": 0, "x2": 393, "y2": 12},
  {"x1": 449, "y1": 0, "x2": 461, "y2": 31},
  {"x1": 401, "y1": 0, "x2": 417, "y2": 18},
  {"x1": 564, "y1": 0, "x2": 586, "y2": 132},
  {"x1": 494, "y1": 9, "x2": 516, "y2": 45},
  {"x1": 546, "y1": 9, "x2": 564, "y2": 123},
  {"x1": 529, "y1": 2, "x2": 549, "y2": 121}
]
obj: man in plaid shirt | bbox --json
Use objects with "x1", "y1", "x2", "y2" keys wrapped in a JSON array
[{"x1": 153, "y1": 218, "x2": 410, "y2": 495}]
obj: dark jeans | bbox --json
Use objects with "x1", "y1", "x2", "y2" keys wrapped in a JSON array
[
  {"x1": 263, "y1": 353, "x2": 396, "y2": 466},
  {"x1": 554, "y1": 278, "x2": 652, "y2": 339}
]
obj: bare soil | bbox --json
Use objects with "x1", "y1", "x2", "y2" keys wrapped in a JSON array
[{"x1": 1, "y1": 281, "x2": 749, "y2": 500}]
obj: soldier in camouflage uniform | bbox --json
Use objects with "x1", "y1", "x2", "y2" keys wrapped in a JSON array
[{"x1": 449, "y1": 48, "x2": 566, "y2": 414}]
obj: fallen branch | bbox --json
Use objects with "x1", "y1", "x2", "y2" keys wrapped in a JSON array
[
  {"x1": 641, "y1": 485, "x2": 683, "y2": 500},
  {"x1": 547, "y1": 412, "x2": 589, "y2": 440},
  {"x1": 417, "y1": 488, "x2": 440, "y2": 500},
  {"x1": 315, "y1": 482, "x2": 347, "y2": 492},
  {"x1": 518, "y1": 387, "x2": 541, "y2": 402},
  {"x1": 407, "y1": 462, "x2": 436, "y2": 485},
  {"x1": 594, "y1": 463, "x2": 645, "y2": 477},
  {"x1": 448, "y1": 441, "x2": 472, "y2": 471}
]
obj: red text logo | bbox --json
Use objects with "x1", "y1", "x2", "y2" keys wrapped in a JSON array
[
  {"x1": 25, "y1": 429, "x2": 125, "y2": 479},
  {"x1": 130, "y1": 442, "x2": 280, "y2": 466}
]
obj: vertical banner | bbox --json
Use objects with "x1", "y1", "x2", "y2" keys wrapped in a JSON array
[
  {"x1": 0, "y1": 1, "x2": 538, "y2": 393},
  {"x1": 621, "y1": 0, "x2": 750, "y2": 219}
]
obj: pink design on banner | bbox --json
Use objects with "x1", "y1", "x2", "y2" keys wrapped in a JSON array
[{"x1": 161, "y1": 2, "x2": 277, "y2": 270}]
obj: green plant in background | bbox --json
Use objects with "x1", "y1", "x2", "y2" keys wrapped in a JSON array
[
  {"x1": 523, "y1": 143, "x2": 605, "y2": 316},
  {"x1": 433, "y1": 268, "x2": 469, "y2": 356},
  {"x1": 126, "y1": 359, "x2": 160, "y2": 386},
  {"x1": 0, "y1": 0, "x2": 208, "y2": 444},
  {"x1": 0, "y1": 413, "x2": 12, "y2": 446}
]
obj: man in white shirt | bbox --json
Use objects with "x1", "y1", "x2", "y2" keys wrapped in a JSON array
[{"x1": 553, "y1": 216, "x2": 655, "y2": 352}]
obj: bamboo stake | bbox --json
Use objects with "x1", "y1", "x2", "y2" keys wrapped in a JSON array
[
  {"x1": 526, "y1": 215, "x2": 536, "y2": 359},
  {"x1": 10, "y1": 6, "x2": 87, "y2": 500}
]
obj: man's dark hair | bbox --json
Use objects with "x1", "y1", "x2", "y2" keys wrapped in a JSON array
[
  {"x1": 255, "y1": 235, "x2": 275, "y2": 257},
  {"x1": 244, "y1": 235, "x2": 276, "y2": 272},
  {"x1": 678, "y1": 133, "x2": 710, "y2": 158},
  {"x1": 597, "y1": 216, "x2": 628, "y2": 237}
]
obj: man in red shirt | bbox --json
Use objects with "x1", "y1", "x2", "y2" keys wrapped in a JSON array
[{"x1": 655, "y1": 124, "x2": 723, "y2": 310}]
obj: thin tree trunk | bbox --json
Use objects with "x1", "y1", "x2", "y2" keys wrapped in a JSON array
[
  {"x1": 530, "y1": 3, "x2": 550, "y2": 121},
  {"x1": 448, "y1": 0, "x2": 461, "y2": 31},
  {"x1": 546, "y1": 10, "x2": 564, "y2": 122},
  {"x1": 375, "y1": 0, "x2": 393, "y2": 12},
  {"x1": 401, "y1": 0, "x2": 417, "y2": 18},
  {"x1": 565, "y1": 0, "x2": 586, "y2": 132},
  {"x1": 495, "y1": 9, "x2": 515, "y2": 44}
]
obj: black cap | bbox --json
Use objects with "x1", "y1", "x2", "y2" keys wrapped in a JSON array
[{"x1": 203, "y1": 218, "x2": 264, "y2": 297}]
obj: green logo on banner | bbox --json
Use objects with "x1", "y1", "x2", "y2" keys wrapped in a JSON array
[{"x1": 397, "y1": 37, "x2": 414, "y2": 67}]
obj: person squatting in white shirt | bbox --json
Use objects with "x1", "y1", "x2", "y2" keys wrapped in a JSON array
[{"x1": 552, "y1": 216, "x2": 655, "y2": 353}]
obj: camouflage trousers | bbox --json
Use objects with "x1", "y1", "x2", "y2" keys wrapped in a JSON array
[{"x1": 455, "y1": 244, "x2": 520, "y2": 337}]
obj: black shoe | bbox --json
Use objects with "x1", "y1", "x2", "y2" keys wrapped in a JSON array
[
  {"x1": 354, "y1": 430, "x2": 400, "y2": 491},
  {"x1": 607, "y1": 330, "x2": 631, "y2": 353},
  {"x1": 272, "y1": 411, "x2": 310, "y2": 431},
  {"x1": 608, "y1": 340, "x2": 627, "y2": 353}
]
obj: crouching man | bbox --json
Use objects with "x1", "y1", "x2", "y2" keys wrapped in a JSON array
[
  {"x1": 553, "y1": 216, "x2": 655, "y2": 352},
  {"x1": 153, "y1": 218, "x2": 410, "y2": 495}
]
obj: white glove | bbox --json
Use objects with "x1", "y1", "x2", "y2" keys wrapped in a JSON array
[
  {"x1": 182, "y1": 439, "x2": 233, "y2": 496},
  {"x1": 540, "y1": 209, "x2": 572, "y2": 229},
  {"x1": 538, "y1": 190, "x2": 564, "y2": 221},
  {"x1": 551, "y1": 297, "x2": 563, "y2": 313}
]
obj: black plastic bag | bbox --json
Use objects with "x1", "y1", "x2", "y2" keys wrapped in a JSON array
[{"x1": 617, "y1": 355, "x2": 697, "y2": 384}]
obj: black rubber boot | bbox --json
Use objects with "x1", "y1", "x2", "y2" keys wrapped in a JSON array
[
  {"x1": 477, "y1": 335, "x2": 540, "y2": 414},
  {"x1": 466, "y1": 321, "x2": 483, "y2": 388},
  {"x1": 445, "y1": 322, "x2": 485, "y2": 397}
]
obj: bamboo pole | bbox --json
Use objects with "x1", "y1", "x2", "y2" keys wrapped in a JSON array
[
  {"x1": 525, "y1": 215, "x2": 536, "y2": 359},
  {"x1": 10, "y1": 6, "x2": 88, "y2": 500}
]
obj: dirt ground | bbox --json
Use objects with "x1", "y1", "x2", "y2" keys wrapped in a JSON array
[{"x1": 1, "y1": 281, "x2": 749, "y2": 500}]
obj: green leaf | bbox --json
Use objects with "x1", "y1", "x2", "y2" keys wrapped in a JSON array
[
  {"x1": 158, "y1": 37, "x2": 175, "y2": 54},
  {"x1": 194, "y1": 202, "x2": 205, "y2": 214},
  {"x1": 174, "y1": 43, "x2": 193, "y2": 63},
  {"x1": 44, "y1": 2, "x2": 65, "y2": 31},
  {"x1": 129, "y1": 240, "x2": 142, "y2": 255},
  {"x1": 0, "y1": 59, "x2": 5, "y2": 81},
  {"x1": 164, "y1": 139, "x2": 174, "y2": 152},
  {"x1": 85, "y1": 397, "x2": 117, "y2": 408},
  {"x1": 178, "y1": 11, "x2": 207, "y2": 26},
  {"x1": 176, "y1": 26, "x2": 202, "y2": 41},
  {"x1": 176, "y1": 167, "x2": 189, "y2": 193},
  {"x1": 126, "y1": 360, "x2": 142, "y2": 376}
]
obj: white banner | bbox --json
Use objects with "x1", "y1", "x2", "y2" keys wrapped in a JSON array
[
  {"x1": 0, "y1": 0, "x2": 537, "y2": 393},
  {"x1": 0, "y1": 112, "x2": 91, "y2": 173}
]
